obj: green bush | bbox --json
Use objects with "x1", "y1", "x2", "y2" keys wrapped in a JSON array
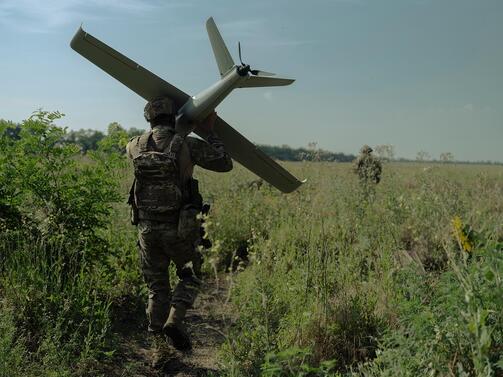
[
  {"x1": 359, "y1": 239, "x2": 503, "y2": 377},
  {"x1": 0, "y1": 111, "x2": 126, "y2": 375}
]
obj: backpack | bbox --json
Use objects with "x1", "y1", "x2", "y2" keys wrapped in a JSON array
[{"x1": 132, "y1": 131, "x2": 185, "y2": 214}]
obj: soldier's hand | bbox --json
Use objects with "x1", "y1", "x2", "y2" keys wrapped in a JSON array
[{"x1": 199, "y1": 111, "x2": 218, "y2": 133}]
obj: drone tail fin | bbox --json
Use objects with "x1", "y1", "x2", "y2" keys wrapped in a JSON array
[
  {"x1": 239, "y1": 75, "x2": 295, "y2": 88},
  {"x1": 206, "y1": 17, "x2": 235, "y2": 77}
]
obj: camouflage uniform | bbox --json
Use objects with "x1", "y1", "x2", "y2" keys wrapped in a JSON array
[
  {"x1": 353, "y1": 145, "x2": 382, "y2": 185},
  {"x1": 126, "y1": 125, "x2": 232, "y2": 335}
]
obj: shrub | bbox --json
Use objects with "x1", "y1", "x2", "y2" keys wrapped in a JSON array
[
  {"x1": 359, "y1": 237, "x2": 503, "y2": 376},
  {"x1": 0, "y1": 110, "x2": 124, "y2": 374}
]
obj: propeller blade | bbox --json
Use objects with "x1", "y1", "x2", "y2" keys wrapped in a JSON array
[
  {"x1": 238, "y1": 41, "x2": 243, "y2": 65},
  {"x1": 251, "y1": 70, "x2": 276, "y2": 77}
]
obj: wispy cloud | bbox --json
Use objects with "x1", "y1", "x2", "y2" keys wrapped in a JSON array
[{"x1": 0, "y1": 0, "x2": 189, "y2": 33}]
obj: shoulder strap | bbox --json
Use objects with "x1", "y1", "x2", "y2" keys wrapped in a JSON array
[
  {"x1": 138, "y1": 131, "x2": 153, "y2": 153},
  {"x1": 165, "y1": 134, "x2": 185, "y2": 160},
  {"x1": 138, "y1": 130, "x2": 185, "y2": 164}
]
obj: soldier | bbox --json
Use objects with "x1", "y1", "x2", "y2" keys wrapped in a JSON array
[
  {"x1": 126, "y1": 97, "x2": 232, "y2": 357},
  {"x1": 353, "y1": 145, "x2": 382, "y2": 185}
]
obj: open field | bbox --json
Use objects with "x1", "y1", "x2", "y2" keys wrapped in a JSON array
[
  {"x1": 197, "y1": 161, "x2": 503, "y2": 376},
  {"x1": 1, "y1": 116, "x2": 502, "y2": 376}
]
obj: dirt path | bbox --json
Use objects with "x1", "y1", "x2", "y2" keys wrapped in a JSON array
[{"x1": 103, "y1": 276, "x2": 232, "y2": 377}]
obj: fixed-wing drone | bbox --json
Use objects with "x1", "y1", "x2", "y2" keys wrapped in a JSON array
[{"x1": 70, "y1": 17, "x2": 304, "y2": 193}]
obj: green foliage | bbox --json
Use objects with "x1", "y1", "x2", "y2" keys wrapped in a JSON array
[
  {"x1": 0, "y1": 119, "x2": 21, "y2": 141},
  {"x1": 1, "y1": 110, "x2": 502, "y2": 377},
  {"x1": 55, "y1": 123, "x2": 144, "y2": 155},
  {"x1": 359, "y1": 240, "x2": 503, "y2": 376},
  {"x1": 201, "y1": 162, "x2": 503, "y2": 376},
  {"x1": 0, "y1": 304, "x2": 25, "y2": 377},
  {"x1": 98, "y1": 122, "x2": 129, "y2": 154},
  {"x1": 258, "y1": 144, "x2": 355, "y2": 162},
  {"x1": 1, "y1": 111, "x2": 121, "y2": 260},
  {"x1": 64, "y1": 128, "x2": 105, "y2": 153},
  {"x1": 262, "y1": 347, "x2": 339, "y2": 377},
  {"x1": 0, "y1": 110, "x2": 129, "y2": 375},
  {"x1": 1, "y1": 239, "x2": 113, "y2": 376}
]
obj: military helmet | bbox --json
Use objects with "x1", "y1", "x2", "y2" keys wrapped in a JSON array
[
  {"x1": 144, "y1": 98, "x2": 176, "y2": 122},
  {"x1": 360, "y1": 145, "x2": 373, "y2": 154}
]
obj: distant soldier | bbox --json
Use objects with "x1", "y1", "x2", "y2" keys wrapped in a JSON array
[
  {"x1": 126, "y1": 98, "x2": 232, "y2": 358},
  {"x1": 353, "y1": 145, "x2": 382, "y2": 185}
]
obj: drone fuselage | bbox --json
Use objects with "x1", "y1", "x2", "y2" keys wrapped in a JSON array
[{"x1": 177, "y1": 66, "x2": 244, "y2": 124}]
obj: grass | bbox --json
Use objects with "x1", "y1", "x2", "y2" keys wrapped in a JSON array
[
  {"x1": 1, "y1": 116, "x2": 502, "y2": 376},
  {"x1": 199, "y1": 161, "x2": 503, "y2": 376}
]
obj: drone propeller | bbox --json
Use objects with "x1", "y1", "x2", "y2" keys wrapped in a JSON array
[
  {"x1": 238, "y1": 41, "x2": 243, "y2": 65},
  {"x1": 237, "y1": 42, "x2": 275, "y2": 77}
]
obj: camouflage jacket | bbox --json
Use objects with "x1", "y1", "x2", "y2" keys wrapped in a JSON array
[{"x1": 126, "y1": 126, "x2": 233, "y2": 185}]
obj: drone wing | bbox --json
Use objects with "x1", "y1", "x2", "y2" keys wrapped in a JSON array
[
  {"x1": 195, "y1": 118, "x2": 304, "y2": 193},
  {"x1": 70, "y1": 27, "x2": 304, "y2": 193},
  {"x1": 70, "y1": 27, "x2": 187, "y2": 105}
]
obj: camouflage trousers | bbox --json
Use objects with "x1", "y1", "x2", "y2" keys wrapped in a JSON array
[{"x1": 137, "y1": 219, "x2": 202, "y2": 333}]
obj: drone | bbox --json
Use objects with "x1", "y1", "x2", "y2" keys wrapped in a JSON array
[{"x1": 71, "y1": 17, "x2": 304, "y2": 193}]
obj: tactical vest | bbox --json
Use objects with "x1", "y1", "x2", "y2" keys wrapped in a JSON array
[{"x1": 132, "y1": 131, "x2": 186, "y2": 220}]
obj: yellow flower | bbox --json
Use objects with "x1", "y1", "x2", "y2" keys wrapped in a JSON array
[{"x1": 452, "y1": 216, "x2": 473, "y2": 252}]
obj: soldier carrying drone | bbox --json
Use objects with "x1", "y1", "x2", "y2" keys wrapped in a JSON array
[
  {"x1": 71, "y1": 16, "x2": 300, "y2": 364},
  {"x1": 126, "y1": 97, "x2": 232, "y2": 352}
]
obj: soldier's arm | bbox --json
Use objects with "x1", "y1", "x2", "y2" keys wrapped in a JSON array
[{"x1": 186, "y1": 135, "x2": 233, "y2": 172}]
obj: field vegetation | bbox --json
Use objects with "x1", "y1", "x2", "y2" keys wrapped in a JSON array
[{"x1": 1, "y1": 112, "x2": 502, "y2": 376}]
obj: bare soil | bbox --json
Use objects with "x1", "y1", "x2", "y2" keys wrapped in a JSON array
[{"x1": 101, "y1": 276, "x2": 231, "y2": 377}]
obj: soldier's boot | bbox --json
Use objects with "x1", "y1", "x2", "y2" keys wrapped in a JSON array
[
  {"x1": 150, "y1": 333, "x2": 173, "y2": 369},
  {"x1": 163, "y1": 305, "x2": 192, "y2": 351}
]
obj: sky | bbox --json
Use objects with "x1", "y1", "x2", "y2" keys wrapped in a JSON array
[{"x1": 0, "y1": 0, "x2": 502, "y2": 162}]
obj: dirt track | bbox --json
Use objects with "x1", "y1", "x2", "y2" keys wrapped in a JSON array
[{"x1": 102, "y1": 276, "x2": 231, "y2": 377}]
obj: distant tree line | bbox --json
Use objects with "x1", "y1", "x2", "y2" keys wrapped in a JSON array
[
  {"x1": 61, "y1": 123, "x2": 144, "y2": 153},
  {"x1": 258, "y1": 144, "x2": 356, "y2": 162},
  {"x1": 0, "y1": 120, "x2": 143, "y2": 154},
  {"x1": 1, "y1": 119, "x2": 501, "y2": 164},
  {"x1": 0, "y1": 119, "x2": 356, "y2": 162}
]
